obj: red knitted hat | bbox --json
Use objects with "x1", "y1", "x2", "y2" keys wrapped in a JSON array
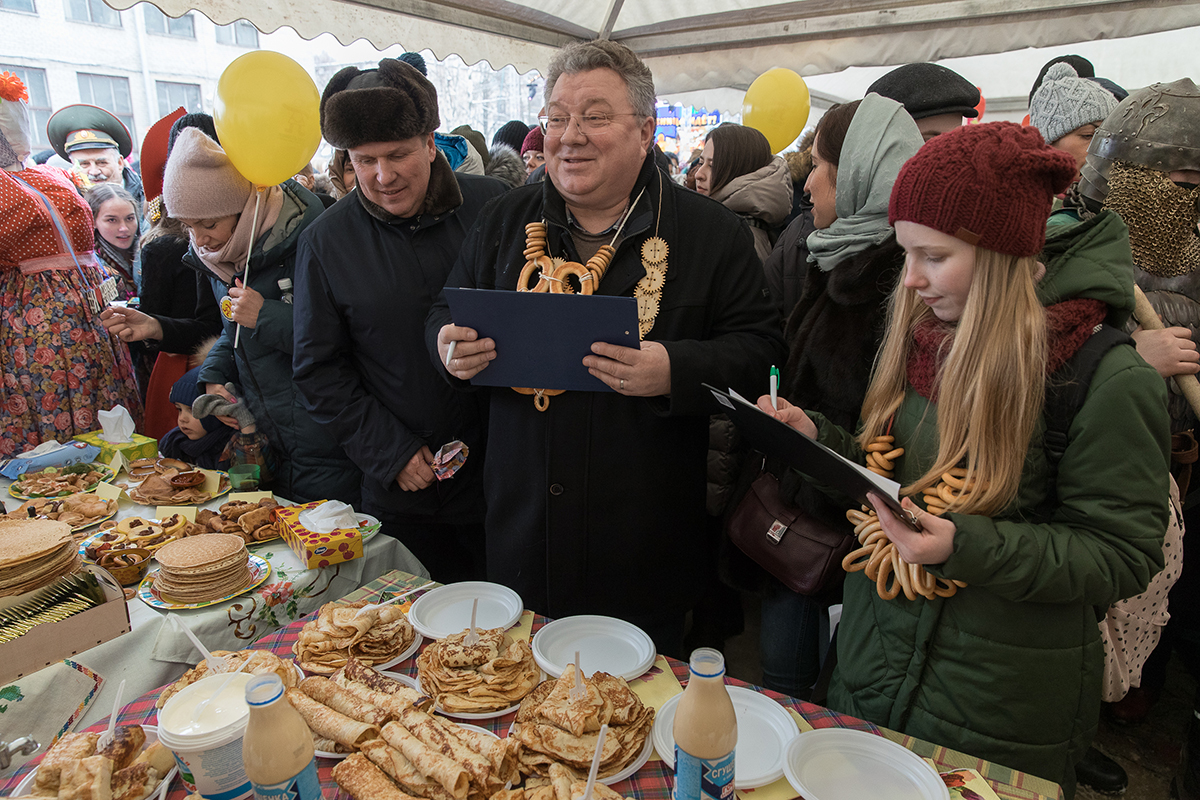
[{"x1": 888, "y1": 122, "x2": 1077, "y2": 257}]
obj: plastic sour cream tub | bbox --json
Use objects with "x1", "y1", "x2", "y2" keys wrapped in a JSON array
[{"x1": 157, "y1": 672, "x2": 256, "y2": 800}]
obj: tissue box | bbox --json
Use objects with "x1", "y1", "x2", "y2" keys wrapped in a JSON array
[
  {"x1": 276, "y1": 501, "x2": 366, "y2": 568},
  {"x1": 0, "y1": 440, "x2": 101, "y2": 479},
  {"x1": 72, "y1": 430, "x2": 157, "y2": 465}
]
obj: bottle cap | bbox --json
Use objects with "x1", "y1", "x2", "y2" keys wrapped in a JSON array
[
  {"x1": 245, "y1": 673, "x2": 284, "y2": 706},
  {"x1": 688, "y1": 647, "x2": 725, "y2": 679}
]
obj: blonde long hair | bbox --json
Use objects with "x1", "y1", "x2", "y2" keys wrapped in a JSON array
[{"x1": 857, "y1": 248, "x2": 1048, "y2": 516}]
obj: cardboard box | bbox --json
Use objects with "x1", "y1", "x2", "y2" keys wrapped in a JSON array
[
  {"x1": 72, "y1": 430, "x2": 158, "y2": 466},
  {"x1": 0, "y1": 564, "x2": 131, "y2": 684},
  {"x1": 276, "y1": 501, "x2": 366, "y2": 569}
]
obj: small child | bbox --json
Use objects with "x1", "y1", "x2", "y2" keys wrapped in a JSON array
[
  {"x1": 159, "y1": 366, "x2": 234, "y2": 469},
  {"x1": 159, "y1": 367, "x2": 277, "y2": 486}
]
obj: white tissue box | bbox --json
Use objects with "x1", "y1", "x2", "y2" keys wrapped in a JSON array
[{"x1": 72, "y1": 430, "x2": 157, "y2": 465}]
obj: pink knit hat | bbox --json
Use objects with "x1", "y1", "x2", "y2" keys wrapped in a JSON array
[
  {"x1": 888, "y1": 122, "x2": 1076, "y2": 257},
  {"x1": 162, "y1": 127, "x2": 252, "y2": 220},
  {"x1": 521, "y1": 125, "x2": 544, "y2": 156}
]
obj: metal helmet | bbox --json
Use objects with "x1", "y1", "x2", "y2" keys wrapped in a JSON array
[{"x1": 1079, "y1": 77, "x2": 1200, "y2": 203}]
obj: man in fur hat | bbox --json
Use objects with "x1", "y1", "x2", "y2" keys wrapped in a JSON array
[
  {"x1": 293, "y1": 59, "x2": 507, "y2": 583},
  {"x1": 427, "y1": 39, "x2": 783, "y2": 656}
]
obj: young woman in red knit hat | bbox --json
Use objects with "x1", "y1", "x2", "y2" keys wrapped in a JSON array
[{"x1": 758, "y1": 121, "x2": 1170, "y2": 797}]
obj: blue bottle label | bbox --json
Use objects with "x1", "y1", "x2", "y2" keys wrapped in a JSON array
[
  {"x1": 673, "y1": 747, "x2": 735, "y2": 800},
  {"x1": 251, "y1": 758, "x2": 323, "y2": 800}
]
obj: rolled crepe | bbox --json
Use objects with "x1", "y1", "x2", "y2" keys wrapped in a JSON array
[
  {"x1": 343, "y1": 659, "x2": 433, "y2": 705},
  {"x1": 285, "y1": 688, "x2": 380, "y2": 749},
  {"x1": 359, "y1": 740, "x2": 456, "y2": 800},
  {"x1": 332, "y1": 753, "x2": 422, "y2": 800},
  {"x1": 397, "y1": 707, "x2": 493, "y2": 787},
  {"x1": 441, "y1": 720, "x2": 508, "y2": 771},
  {"x1": 335, "y1": 677, "x2": 429, "y2": 719},
  {"x1": 548, "y1": 763, "x2": 574, "y2": 800},
  {"x1": 301, "y1": 676, "x2": 391, "y2": 725},
  {"x1": 380, "y1": 722, "x2": 470, "y2": 800}
]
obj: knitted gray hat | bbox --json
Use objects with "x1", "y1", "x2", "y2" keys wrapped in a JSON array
[
  {"x1": 162, "y1": 127, "x2": 252, "y2": 219},
  {"x1": 1030, "y1": 63, "x2": 1119, "y2": 145}
]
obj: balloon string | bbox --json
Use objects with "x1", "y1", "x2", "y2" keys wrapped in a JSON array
[{"x1": 233, "y1": 186, "x2": 264, "y2": 350}]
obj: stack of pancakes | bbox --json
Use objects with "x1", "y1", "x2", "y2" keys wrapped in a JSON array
[
  {"x1": 152, "y1": 534, "x2": 251, "y2": 603},
  {"x1": 0, "y1": 519, "x2": 81, "y2": 597}
]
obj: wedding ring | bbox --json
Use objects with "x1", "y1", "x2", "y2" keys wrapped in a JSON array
[{"x1": 620, "y1": 379, "x2": 625, "y2": 390}]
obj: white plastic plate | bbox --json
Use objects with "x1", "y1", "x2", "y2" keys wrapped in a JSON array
[
  {"x1": 12, "y1": 725, "x2": 178, "y2": 796},
  {"x1": 653, "y1": 686, "x2": 799, "y2": 789},
  {"x1": 531, "y1": 615, "x2": 655, "y2": 681},
  {"x1": 391, "y1": 671, "x2": 530, "y2": 720},
  {"x1": 782, "y1": 728, "x2": 950, "y2": 800},
  {"x1": 406, "y1": 581, "x2": 523, "y2": 640}
]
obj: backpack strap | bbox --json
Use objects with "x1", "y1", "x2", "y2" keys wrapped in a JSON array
[{"x1": 1038, "y1": 323, "x2": 1134, "y2": 517}]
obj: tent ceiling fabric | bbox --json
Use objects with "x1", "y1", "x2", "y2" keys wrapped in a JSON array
[{"x1": 108, "y1": 0, "x2": 1200, "y2": 93}]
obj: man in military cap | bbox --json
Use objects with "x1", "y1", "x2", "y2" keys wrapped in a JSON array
[{"x1": 47, "y1": 103, "x2": 144, "y2": 210}]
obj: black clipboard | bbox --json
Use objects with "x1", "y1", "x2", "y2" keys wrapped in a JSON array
[
  {"x1": 705, "y1": 384, "x2": 921, "y2": 531},
  {"x1": 445, "y1": 287, "x2": 639, "y2": 392}
]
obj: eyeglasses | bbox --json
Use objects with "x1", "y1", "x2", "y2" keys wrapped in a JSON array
[{"x1": 538, "y1": 113, "x2": 645, "y2": 136}]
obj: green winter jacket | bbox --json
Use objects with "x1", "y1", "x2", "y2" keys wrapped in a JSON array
[{"x1": 818, "y1": 211, "x2": 1170, "y2": 791}]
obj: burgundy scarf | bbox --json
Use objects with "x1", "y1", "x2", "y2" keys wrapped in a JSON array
[{"x1": 907, "y1": 298, "x2": 1109, "y2": 402}]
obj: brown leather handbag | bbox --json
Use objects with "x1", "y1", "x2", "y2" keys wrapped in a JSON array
[{"x1": 726, "y1": 469, "x2": 854, "y2": 595}]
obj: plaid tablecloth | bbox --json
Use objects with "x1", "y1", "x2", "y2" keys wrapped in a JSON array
[{"x1": 1, "y1": 570, "x2": 1062, "y2": 800}]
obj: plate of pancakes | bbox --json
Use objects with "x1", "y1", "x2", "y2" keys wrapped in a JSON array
[
  {"x1": 137, "y1": 533, "x2": 271, "y2": 609},
  {"x1": 0, "y1": 519, "x2": 82, "y2": 597}
]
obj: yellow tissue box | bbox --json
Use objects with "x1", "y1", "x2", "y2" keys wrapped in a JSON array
[
  {"x1": 72, "y1": 430, "x2": 157, "y2": 466},
  {"x1": 276, "y1": 501, "x2": 366, "y2": 568}
]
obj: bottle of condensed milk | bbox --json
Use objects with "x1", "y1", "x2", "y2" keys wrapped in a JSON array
[
  {"x1": 242, "y1": 674, "x2": 324, "y2": 800},
  {"x1": 672, "y1": 648, "x2": 737, "y2": 800}
]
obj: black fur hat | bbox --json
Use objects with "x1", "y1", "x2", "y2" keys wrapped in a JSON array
[{"x1": 321, "y1": 59, "x2": 440, "y2": 150}]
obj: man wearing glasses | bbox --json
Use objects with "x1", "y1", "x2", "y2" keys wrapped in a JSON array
[{"x1": 429, "y1": 39, "x2": 782, "y2": 656}]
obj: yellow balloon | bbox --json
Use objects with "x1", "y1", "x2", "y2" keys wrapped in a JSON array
[
  {"x1": 742, "y1": 68, "x2": 811, "y2": 154},
  {"x1": 214, "y1": 51, "x2": 321, "y2": 187}
]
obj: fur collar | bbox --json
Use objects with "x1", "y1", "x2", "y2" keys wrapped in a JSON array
[{"x1": 356, "y1": 149, "x2": 463, "y2": 223}]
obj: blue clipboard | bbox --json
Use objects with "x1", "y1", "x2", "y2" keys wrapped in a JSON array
[{"x1": 444, "y1": 287, "x2": 639, "y2": 392}]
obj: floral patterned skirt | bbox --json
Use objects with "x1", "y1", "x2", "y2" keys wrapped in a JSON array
[{"x1": 1, "y1": 264, "x2": 143, "y2": 456}]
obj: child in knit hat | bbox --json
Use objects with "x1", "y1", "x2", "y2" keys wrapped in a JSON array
[
  {"x1": 1030, "y1": 62, "x2": 1119, "y2": 181},
  {"x1": 758, "y1": 122, "x2": 1171, "y2": 794}
]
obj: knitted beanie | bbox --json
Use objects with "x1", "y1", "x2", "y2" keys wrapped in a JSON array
[
  {"x1": 398, "y1": 51, "x2": 427, "y2": 76},
  {"x1": 1030, "y1": 63, "x2": 1119, "y2": 145},
  {"x1": 162, "y1": 127, "x2": 252, "y2": 220},
  {"x1": 521, "y1": 125, "x2": 544, "y2": 155},
  {"x1": 493, "y1": 120, "x2": 531, "y2": 152},
  {"x1": 888, "y1": 122, "x2": 1077, "y2": 257},
  {"x1": 169, "y1": 366, "x2": 223, "y2": 433}
]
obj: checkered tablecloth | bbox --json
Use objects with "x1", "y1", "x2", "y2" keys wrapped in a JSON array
[{"x1": 1, "y1": 570, "x2": 1062, "y2": 800}]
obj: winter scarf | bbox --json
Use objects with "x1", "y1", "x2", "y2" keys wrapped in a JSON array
[
  {"x1": 193, "y1": 185, "x2": 284, "y2": 284},
  {"x1": 807, "y1": 93, "x2": 924, "y2": 271}
]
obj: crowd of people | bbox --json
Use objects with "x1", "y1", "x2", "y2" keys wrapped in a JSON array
[{"x1": 2, "y1": 39, "x2": 1199, "y2": 800}]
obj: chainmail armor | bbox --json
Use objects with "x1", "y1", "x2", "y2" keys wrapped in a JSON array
[{"x1": 1103, "y1": 161, "x2": 1200, "y2": 278}]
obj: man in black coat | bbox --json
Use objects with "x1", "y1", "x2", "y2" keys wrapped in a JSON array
[
  {"x1": 428, "y1": 40, "x2": 783, "y2": 656},
  {"x1": 293, "y1": 59, "x2": 507, "y2": 582}
]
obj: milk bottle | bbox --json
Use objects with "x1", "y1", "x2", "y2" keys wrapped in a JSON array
[
  {"x1": 242, "y1": 674, "x2": 323, "y2": 800},
  {"x1": 672, "y1": 648, "x2": 737, "y2": 800}
]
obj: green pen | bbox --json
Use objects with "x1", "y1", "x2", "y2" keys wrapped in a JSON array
[{"x1": 770, "y1": 365, "x2": 780, "y2": 410}]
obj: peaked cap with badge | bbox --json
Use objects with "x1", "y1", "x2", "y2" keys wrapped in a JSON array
[{"x1": 47, "y1": 104, "x2": 133, "y2": 161}]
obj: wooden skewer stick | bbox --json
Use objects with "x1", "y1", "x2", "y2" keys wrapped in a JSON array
[{"x1": 1132, "y1": 284, "x2": 1200, "y2": 419}]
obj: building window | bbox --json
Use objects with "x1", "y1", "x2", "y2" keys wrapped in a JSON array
[
  {"x1": 156, "y1": 81, "x2": 202, "y2": 117},
  {"x1": 0, "y1": 65, "x2": 50, "y2": 150},
  {"x1": 215, "y1": 20, "x2": 258, "y2": 47},
  {"x1": 64, "y1": 0, "x2": 120, "y2": 26},
  {"x1": 77, "y1": 73, "x2": 135, "y2": 142},
  {"x1": 0, "y1": 0, "x2": 37, "y2": 13},
  {"x1": 143, "y1": 5, "x2": 194, "y2": 37}
]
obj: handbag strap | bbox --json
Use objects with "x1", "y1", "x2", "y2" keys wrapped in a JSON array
[{"x1": 11, "y1": 175, "x2": 101, "y2": 293}]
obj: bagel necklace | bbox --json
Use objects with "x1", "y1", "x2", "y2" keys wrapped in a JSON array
[
  {"x1": 513, "y1": 176, "x2": 669, "y2": 411},
  {"x1": 842, "y1": 421, "x2": 977, "y2": 602}
]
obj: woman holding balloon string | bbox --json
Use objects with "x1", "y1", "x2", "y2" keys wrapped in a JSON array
[{"x1": 160, "y1": 126, "x2": 360, "y2": 506}]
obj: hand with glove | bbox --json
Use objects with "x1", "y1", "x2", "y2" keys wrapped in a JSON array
[{"x1": 193, "y1": 384, "x2": 258, "y2": 434}]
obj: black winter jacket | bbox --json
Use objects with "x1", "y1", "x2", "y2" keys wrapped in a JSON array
[
  {"x1": 294, "y1": 158, "x2": 507, "y2": 521},
  {"x1": 426, "y1": 154, "x2": 785, "y2": 625}
]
